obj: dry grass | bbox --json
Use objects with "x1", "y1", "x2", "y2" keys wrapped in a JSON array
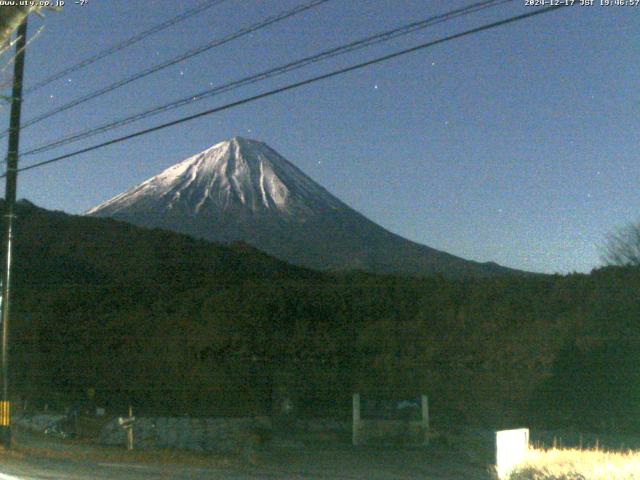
[{"x1": 507, "y1": 447, "x2": 640, "y2": 479}]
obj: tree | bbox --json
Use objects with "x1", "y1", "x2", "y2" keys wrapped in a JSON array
[
  {"x1": 601, "y1": 222, "x2": 640, "y2": 266},
  {"x1": 0, "y1": 7, "x2": 32, "y2": 48},
  {"x1": 0, "y1": 5, "x2": 59, "y2": 106}
]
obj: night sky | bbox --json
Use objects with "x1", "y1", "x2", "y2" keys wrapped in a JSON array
[{"x1": 1, "y1": 0, "x2": 638, "y2": 274}]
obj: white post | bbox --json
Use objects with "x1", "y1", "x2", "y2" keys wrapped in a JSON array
[
  {"x1": 352, "y1": 393, "x2": 360, "y2": 446},
  {"x1": 421, "y1": 394, "x2": 429, "y2": 445},
  {"x1": 495, "y1": 428, "x2": 529, "y2": 478},
  {"x1": 127, "y1": 405, "x2": 134, "y2": 451}
]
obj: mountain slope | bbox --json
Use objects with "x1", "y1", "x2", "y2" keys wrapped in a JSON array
[{"x1": 88, "y1": 137, "x2": 522, "y2": 277}]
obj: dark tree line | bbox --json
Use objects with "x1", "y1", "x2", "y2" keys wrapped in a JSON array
[{"x1": 4, "y1": 201, "x2": 640, "y2": 433}]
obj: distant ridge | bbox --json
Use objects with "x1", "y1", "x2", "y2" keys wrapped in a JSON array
[{"x1": 88, "y1": 137, "x2": 524, "y2": 277}]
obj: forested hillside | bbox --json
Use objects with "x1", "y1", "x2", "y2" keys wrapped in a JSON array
[{"x1": 5, "y1": 201, "x2": 639, "y2": 432}]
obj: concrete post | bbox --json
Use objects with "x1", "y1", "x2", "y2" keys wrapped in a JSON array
[
  {"x1": 495, "y1": 428, "x2": 529, "y2": 478},
  {"x1": 352, "y1": 393, "x2": 360, "y2": 446},
  {"x1": 421, "y1": 394, "x2": 429, "y2": 445},
  {"x1": 127, "y1": 405, "x2": 134, "y2": 451}
]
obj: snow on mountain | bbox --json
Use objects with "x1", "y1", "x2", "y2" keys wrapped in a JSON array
[
  {"x1": 87, "y1": 137, "x2": 344, "y2": 217},
  {"x1": 88, "y1": 137, "x2": 521, "y2": 277}
]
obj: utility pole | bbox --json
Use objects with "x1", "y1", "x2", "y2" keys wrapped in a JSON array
[{"x1": 0, "y1": 16, "x2": 28, "y2": 448}]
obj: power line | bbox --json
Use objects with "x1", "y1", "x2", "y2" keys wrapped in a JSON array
[
  {"x1": 23, "y1": 0, "x2": 513, "y2": 157},
  {"x1": 22, "y1": 0, "x2": 228, "y2": 96},
  {"x1": 8, "y1": 5, "x2": 568, "y2": 178},
  {"x1": 0, "y1": 0, "x2": 330, "y2": 139}
]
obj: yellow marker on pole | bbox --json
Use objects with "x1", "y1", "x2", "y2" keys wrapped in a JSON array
[{"x1": 0, "y1": 401, "x2": 10, "y2": 427}]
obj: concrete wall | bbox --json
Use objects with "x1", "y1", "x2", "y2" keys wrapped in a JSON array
[
  {"x1": 99, "y1": 416, "x2": 271, "y2": 453},
  {"x1": 291, "y1": 418, "x2": 350, "y2": 434},
  {"x1": 13, "y1": 413, "x2": 66, "y2": 432},
  {"x1": 357, "y1": 420, "x2": 428, "y2": 445}
]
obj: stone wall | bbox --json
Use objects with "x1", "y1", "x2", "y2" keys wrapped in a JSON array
[
  {"x1": 357, "y1": 419, "x2": 428, "y2": 445},
  {"x1": 99, "y1": 416, "x2": 271, "y2": 453},
  {"x1": 13, "y1": 413, "x2": 66, "y2": 433},
  {"x1": 13, "y1": 412, "x2": 351, "y2": 452}
]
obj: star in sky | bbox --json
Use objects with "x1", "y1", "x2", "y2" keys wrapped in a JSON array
[{"x1": 13, "y1": 0, "x2": 638, "y2": 274}]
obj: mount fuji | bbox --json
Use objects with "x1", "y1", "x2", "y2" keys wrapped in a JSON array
[{"x1": 87, "y1": 137, "x2": 519, "y2": 277}]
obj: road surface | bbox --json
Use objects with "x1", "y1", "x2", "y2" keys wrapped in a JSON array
[
  {"x1": 0, "y1": 429, "x2": 491, "y2": 479},
  {"x1": 0, "y1": 445, "x2": 490, "y2": 479}
]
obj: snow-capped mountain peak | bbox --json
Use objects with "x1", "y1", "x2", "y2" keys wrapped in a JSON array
[
  {"x1": 88, "y1": 137, "x2": 520, "y2": 277},
  {"x1": 87, "y1": 137, "x2": 342, "y2": 217}
]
